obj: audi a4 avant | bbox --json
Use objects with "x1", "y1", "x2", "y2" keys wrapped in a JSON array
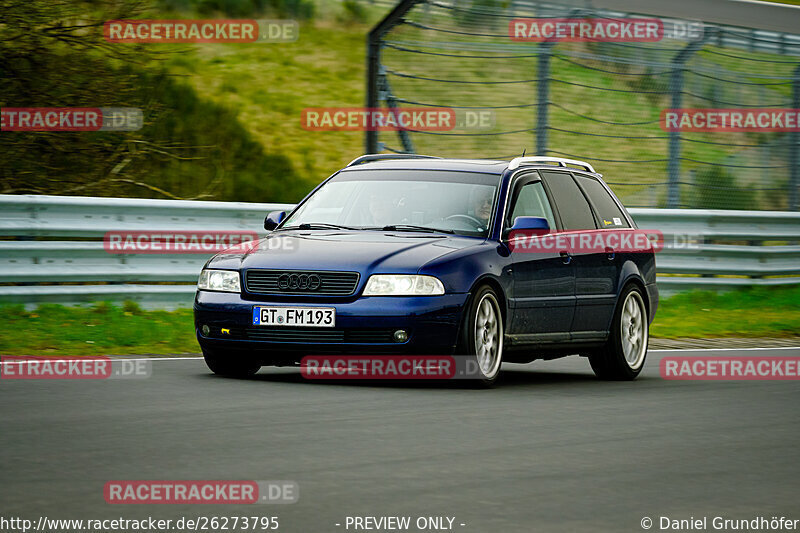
[{"x1": 194, "y1": 155, "x2": 658, "y2": 384}]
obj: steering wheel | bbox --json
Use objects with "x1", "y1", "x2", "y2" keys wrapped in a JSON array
[{"x1": 445, "y1": 214, "x2": 485, "y2": 229}]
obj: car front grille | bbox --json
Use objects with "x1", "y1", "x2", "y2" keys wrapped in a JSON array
[
  {"x1": 245, "y1": 328, "x2": 397, "y2": 344},
  {"x1": 245, "y1": 270, "x2": 360, "y2": 296}
]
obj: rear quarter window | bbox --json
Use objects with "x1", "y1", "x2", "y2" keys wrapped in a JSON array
[{"x1": 574, "y1": 175, "x2": 630, "y2": 229}]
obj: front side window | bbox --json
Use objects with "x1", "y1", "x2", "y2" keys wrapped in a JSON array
[
  {"x1": 281, "y1": 170, "x2": 500, "y2": 237},
  {"x1": 508, "y1": 180, "x2": 556, "y2": 230}
]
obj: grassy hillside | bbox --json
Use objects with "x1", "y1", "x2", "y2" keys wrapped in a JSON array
[
  {"x1": 158, "y1": 1, "x2": 393, "y2": 195},
  {"x1": 159, "y1": 7, "x2": 793, "y2": 207},
  {"x1": 165, "y1": 22, "x2": 370, "y2": 187},
  {"x1": 5, "y1": 1, "x2": 787, "y2": 204}
]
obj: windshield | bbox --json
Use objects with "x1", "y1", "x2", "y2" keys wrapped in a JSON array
[{"x1": 281, "y1": 170, "x2": 500, "y2": 237}]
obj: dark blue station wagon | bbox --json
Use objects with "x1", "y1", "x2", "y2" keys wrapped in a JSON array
[{"x1": 194, "y1": 155, "x2": 658, "y2": 384}]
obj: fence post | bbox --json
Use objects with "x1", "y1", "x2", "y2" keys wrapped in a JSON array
[
  {"x1": 666, "y1": 33, "x2": 711, "y2": 208},
  {"x1": 380, "y1": 68, "x2": 415, "y2": 153},
  {"x1": 790, "y1": 64, "x2": 800, "y2": 211},
  {"x1": 535, "y1": 6, "x2": 589, "y2": 156},
  {"x1": 365, "y1": 0, "x2": 421, "y2": 154},
  {"x1": 536, "y1": 43, "x2": 554, "y2": 155}
]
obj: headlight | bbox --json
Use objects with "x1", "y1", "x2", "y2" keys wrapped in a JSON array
[
  {"x1": 363, "y1": 274, "x2": 445, "y2": 296},
  {"x1": 197, "y1": 269, "x2": 241, "y2": 293}
]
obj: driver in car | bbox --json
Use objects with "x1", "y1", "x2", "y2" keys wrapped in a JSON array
[
  {"x1": 469, "y1": 187, "x2": 493, "y2": 229},
  {"x1": 367, "y1": 193, "x2": 395, "y2": 226}
]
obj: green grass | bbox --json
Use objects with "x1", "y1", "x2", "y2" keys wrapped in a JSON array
[
  {"x1": 0, "y1": 302, "x2": 198, "y2": 356},
  {"x1": 650, "y1": 286, "x2": 800, "y2": 339},
  {"x1": 0, "y1": 286, "x2": 798, "y2": 355}
]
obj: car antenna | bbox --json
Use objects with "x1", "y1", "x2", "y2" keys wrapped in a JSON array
[{"x1": 521, "y1": 148, "x2": 526, "y2": 156}]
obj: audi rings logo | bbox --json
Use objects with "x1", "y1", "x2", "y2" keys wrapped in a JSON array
[{"x1": 278, "y1": 273, "x2": 321, "y2": 291}]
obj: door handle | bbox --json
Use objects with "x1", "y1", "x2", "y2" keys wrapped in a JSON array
[
  {"x1": 560, "y1": 251, "x2": 571, "y2": 265},
  {"x1": 605, "y1": 247, "x2": 615, "y2": 260}
]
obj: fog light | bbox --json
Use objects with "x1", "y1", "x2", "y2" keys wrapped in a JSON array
[
  {"x1": 201, "y1": 324, "x2": 210, "y2": 336},
  {"x1": 393, "y1": 329, "x2": 408, "y2": 343}
]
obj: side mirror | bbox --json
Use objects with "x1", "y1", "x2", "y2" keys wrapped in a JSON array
[
  {"x1": 264, "y1": 210, "x2": 287, "y2": 231},
  {"x1": 503, "y1": 216, "x2": 550, "y2": 240}
]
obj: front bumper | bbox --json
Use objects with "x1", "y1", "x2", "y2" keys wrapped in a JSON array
[{"x1": 194, "y1": 290, "x2": 470, "y2": 360}]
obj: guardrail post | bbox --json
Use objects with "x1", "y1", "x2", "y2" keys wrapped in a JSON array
[
  {"x1": 536, "y1": 43, "x2": 553, "y2": 155},
  {"x1": 790, "y1": 64, "x2": 800, "y2": 211},
  {"x1": 666, "y1": 33, "x2": 712, "y2": 208},
  {"x1": 365, "y1": 0, "x2": 421, "y2": 154}
]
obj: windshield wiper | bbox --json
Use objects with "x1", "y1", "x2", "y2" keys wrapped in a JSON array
[
  {"x1": 282, "y1": 223, "x2": 454, "y2": 234},
  {"x1": 378, "y1": 224, "x2": 454, "y2": 234},
  {"x1": 282, "y1": 223, "x2": 358, "y2": 231}
]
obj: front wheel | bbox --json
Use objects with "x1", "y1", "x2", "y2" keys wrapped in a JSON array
[
  {"x1": 202, "y1": 348, "x2": 261, "y2": 378},
  {"x1": 461, "y1": 285, "x2": 504, "y2": 386},
  {"x1": 589, "y1": 284, "x2": 649, "y2": 380}
]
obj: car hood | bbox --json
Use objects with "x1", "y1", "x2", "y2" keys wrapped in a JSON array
[{"x1": 206, "y1": 230, "x2": 480, "y2": 273}]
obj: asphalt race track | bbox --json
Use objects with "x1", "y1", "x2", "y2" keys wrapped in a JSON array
[{"x1": 1, "y1": 348, "x2": 799, "y2": 533}]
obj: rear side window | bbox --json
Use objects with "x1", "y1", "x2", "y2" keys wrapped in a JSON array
[
  {"x1": 540, "y1": 171, "x2": 596, "y2": 230},
  {"x1": 575, "y1": 175, "x2": 630, "y2": 228}
]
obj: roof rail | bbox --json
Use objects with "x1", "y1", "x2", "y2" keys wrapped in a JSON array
[
  {"x1": 507, "y1": 156, "x2": 596, "y2": 174},
  {"x1": 346, "y1": 154, "x2": 442, "y2": 167}
]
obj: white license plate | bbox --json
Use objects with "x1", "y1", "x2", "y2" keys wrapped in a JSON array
[{"x1": 252, "y1": 306, "x2": 335, "y2": 327}]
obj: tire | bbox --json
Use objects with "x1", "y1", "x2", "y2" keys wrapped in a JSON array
[
  {"x1": 589, "y1": 284, "x2": 649, "y2": 380},
  {"x1": 202, "y1": 347, "x2": 260, "y2": 378},
  {"x1": 460, "y1": 285, "x2": 504, "y2": 386}
]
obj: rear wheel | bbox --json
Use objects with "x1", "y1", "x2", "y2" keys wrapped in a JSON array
[
  {"x1": 461, "y1": 285, "x2": 504, "y2": 386},
  {"x1": 202, "y1": 348, "x2": 260, "y2": 378},
  {"x1": 589, "y1": 284, "x2": 648, "y2": 380}
]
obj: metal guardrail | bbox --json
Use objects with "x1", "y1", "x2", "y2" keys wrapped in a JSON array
[
  {"x1": 1, "y1": 195, "x2": 799, "y2": 307},
  {"x1": 631, "y1": 208, "x2": 800, "y2": 292},
  {"x1": 0, "y1": 195, "x2": 292, "y2": 308}
]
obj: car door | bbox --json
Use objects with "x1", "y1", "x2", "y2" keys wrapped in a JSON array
[
  {"x1": 539, "y1": 170, "x2": 608, "y2": 338},
  {"x1": 572, "y1": 173, "x2": 632, "y2": 333},
  {"x1": 505, "y1": 173, "x2": 575, "y2": 340}
]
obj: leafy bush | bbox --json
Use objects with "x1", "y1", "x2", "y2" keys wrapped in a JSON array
[
  {"x1": 340, "y1": 0, "x2": 367, "y2": 23},
  {"x1": 688, "y1": 166, "x2": 757, "y2": 210},
  {"x1": 625, "y1": 67, "x2": 670, "y2": 107},
  {"x1": 0, "y1": 0, "x2": 311, "y2": 203},
  {"x1": 164, "y1": 0, "x2": 316, "y2": 18},
  {"x1": 455, "y1": 0, "x2": 510, "y2": 29}
]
